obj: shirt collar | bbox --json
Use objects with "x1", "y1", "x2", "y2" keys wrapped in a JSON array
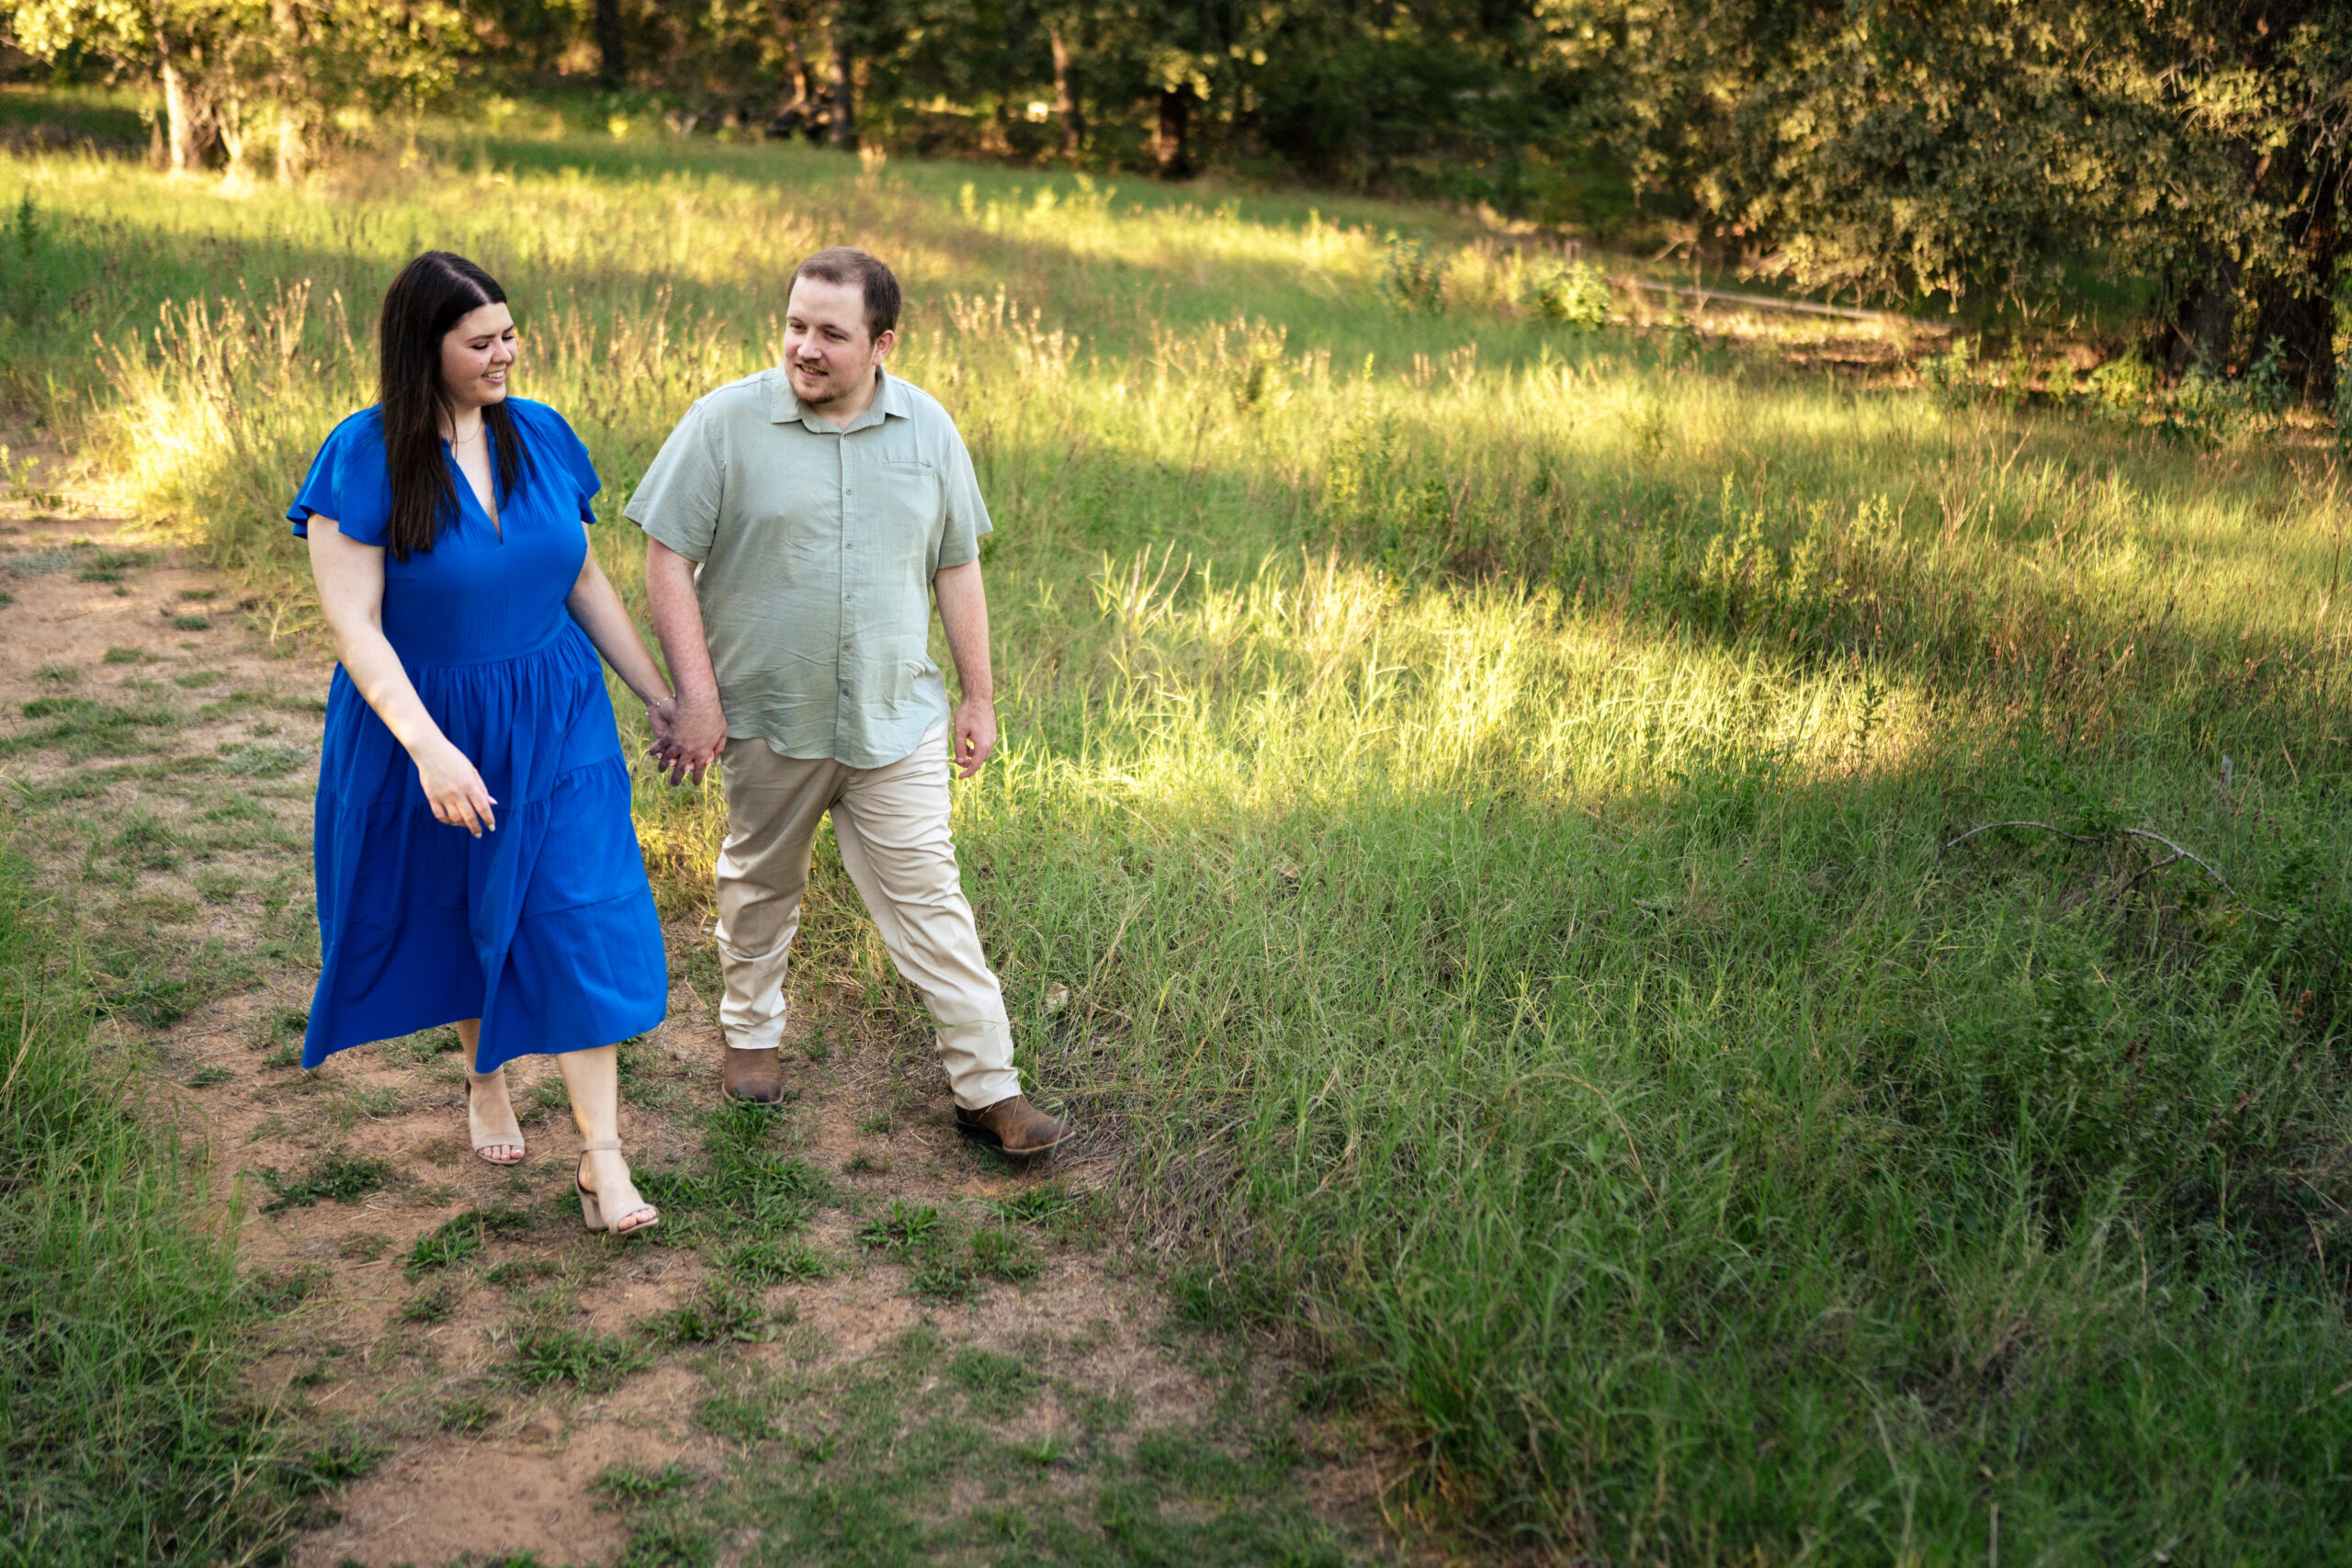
[{"x1": 770, "y1": 366, "x2": 908, "y2": 434}]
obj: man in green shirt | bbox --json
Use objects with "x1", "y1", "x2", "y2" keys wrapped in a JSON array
[{"x1": 628, "y1": 247, "x2": 1069, "y2": 1158}]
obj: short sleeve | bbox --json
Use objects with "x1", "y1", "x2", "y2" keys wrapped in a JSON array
[
  {"x1": 624, "y1": 399, "x2": 724, "y2": 563},
  {"x1": 288, "y1": 409, "x2": 392, "y2": 546},
  {"x1": 514, "y1": 400, "x2": 602, "y2": 524},
  {"x1": 932, "y1": 416, "x2": 992, "y2": 571}
]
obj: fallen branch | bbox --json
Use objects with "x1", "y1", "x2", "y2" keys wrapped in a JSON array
[
  {"x1": 1940, "y1": 819, "x2": 2280, "y2": 922},
  {"x1": 1611, "y1": 276, "x2": 1944, "y2": 329}
]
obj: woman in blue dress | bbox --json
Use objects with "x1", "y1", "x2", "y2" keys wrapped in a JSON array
[{"x1": 291, "y1": 251, "x2": 673, "y2": 1235}]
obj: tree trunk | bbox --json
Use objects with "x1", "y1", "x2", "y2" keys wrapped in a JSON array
[
  {"x1": 2251, "y1": 278, "x2": 2333, "y2": 404},
  {"x1": 1154, "y1": 87, "x2": 1191, "y2": 179},
  {"x1": 2167, "y1": 248, "x2": 2242, "y2": 376},
  {"x1": 767, "y1": 13, "x2": 812, "y2": 139},
  {"x1": 1049, "y1": 22, "x2": 1082, "y2": 161},
  {"x1": 830, "y1": 9, "x2": 857, "y2": 152},
  {"x1": 274, "y1": 105, "x2": 309, "y2": 182},
  {"x1": 595, "y1": 0, "x2": 627, "y2": 85},
  {"x1": 216, "y1": 95, "x2": 250, "y2": 180},
  {"x1": 267, "y1": 0, "x2": 309, "y2": 182},
  {"x1": 159, "y1": 57, "x2": 204, "y2": 174}
]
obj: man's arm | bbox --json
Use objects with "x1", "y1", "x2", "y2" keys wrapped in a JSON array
[
  {"x1": 645, "y1": 537, "x2": 728, "y2": 783},
  {"x1": 933, "y1": 558, "x2": 995, "y2": 779}
]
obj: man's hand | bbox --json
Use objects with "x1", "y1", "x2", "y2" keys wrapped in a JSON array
[
  {"x1": 643, "y1": 537, "x2": 729, "y2": 785},
  {"x1": 933, "y1": 560, "x2": 995, "y2": 779},
  {"x1": 952, "y1": 694, "x2": 996, "y2": 779},
  {"x1": 651, "y1": 693, "x2": 729, "y2": 784}
]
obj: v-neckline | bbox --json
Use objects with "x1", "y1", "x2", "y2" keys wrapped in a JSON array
[{"x1": 445, "y1": 443, "x2": 503, "y2": 542}]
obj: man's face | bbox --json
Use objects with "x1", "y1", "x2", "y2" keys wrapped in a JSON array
[{"x1": 784, "y1": 276, "x2": 892, "y2": 410}]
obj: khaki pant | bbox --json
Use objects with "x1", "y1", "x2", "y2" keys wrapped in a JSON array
[{"x1": 713, "y1": 724, "x2": 1019, "y2": 1111}]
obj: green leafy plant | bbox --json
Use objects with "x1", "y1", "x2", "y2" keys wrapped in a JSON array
[
  {"x1": 76, "y1": 549, "x2": 145, "y2": 582},
  {"x1": 436, "y1": 1395, "x2": 499, "y2": 1433},
  {"x1": 719, "y1": 1237, "x2": 831, "y2": 1284},
  {"x1": 590, "y1": 1461, "x2": 698, "y2": 1508},
  {"x1": 400, "y1": 1280, "x2": 462, "y2": 1325},
  {"x1": 404, "y1": 1206, "x2": 533, "y2": 1278},
  {"x1": 511, "y1": 1325, "x2": 652, "y2": 1392},
  {"x1": 638, "y1": 1282, "x2": 777, "y2": 1347},
  {"x1": 2084, "y1": 354, "x2": 2155, "y2": 420},
  {"x1": 967, "y1": 1225, "x2": 1037, "y2": 1283},
  {"x1": 256, "y1": 1152, "x2": 391, "y2": 1213},
  {"x1": 1375, "y1": 232, "x2": 1446, "y2": 315},
  {"x1": 854, "y1": 1199, "x2": 942, "y2": 1256},
  {"x1": 1523, "y1": 256, "x2": 1611, "y2": 329},
  {"x1": 1920, "y1": 335, "x2": 1981, "y2": 407},
  {"x1": 276, "y1": 1429, "x2": 386, "y2": 1496}
]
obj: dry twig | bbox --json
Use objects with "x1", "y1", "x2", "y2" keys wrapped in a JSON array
[{"x1": 1941, "y1": 819, "x2": 2280, "y2": 922}]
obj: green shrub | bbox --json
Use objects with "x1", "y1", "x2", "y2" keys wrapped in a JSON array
[
  {"x1": 1375, "y1": 232, "x2": 1446, "y2": 315},
  {"x1": 1522, "y1": 256, "x2": 1611, "y2": 329}
]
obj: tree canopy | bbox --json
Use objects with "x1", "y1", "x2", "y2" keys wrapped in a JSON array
[{"x1": 6, "y1": 0, "x2": 2346, "y2": 393}]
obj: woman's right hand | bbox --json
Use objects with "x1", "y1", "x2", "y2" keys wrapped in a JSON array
[{"x1": 413, "y1": 738, "x2": 499, "y2": 837}]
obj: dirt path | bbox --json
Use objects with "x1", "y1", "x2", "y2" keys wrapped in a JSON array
[{"x1": 0, "y1": 499, "x2": 1385, "y2": 1567}]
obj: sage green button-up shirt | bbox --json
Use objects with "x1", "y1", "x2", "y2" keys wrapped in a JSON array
[{"x1": 624, "y1": 368, "x2": 992, "y2": 768}]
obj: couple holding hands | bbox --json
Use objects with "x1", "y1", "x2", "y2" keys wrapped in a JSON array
[{"x1": 292, "y1": 246, "x2": 1068, "y2": 1238}]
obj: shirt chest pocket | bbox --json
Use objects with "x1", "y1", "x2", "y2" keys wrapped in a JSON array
[{"x1": 874, "y1": 461, "x2": 942, "y2": 535}]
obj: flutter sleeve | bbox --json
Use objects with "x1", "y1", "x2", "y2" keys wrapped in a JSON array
[
  {"x1": 288, "y1": 410, "x2": 393, "y2": 546},
  {"x1": 516, "y1": 400, "x2": 603, "y2": 525}
]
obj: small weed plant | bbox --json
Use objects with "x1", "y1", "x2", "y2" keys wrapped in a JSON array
[
  {"x1": 511, "y1": 1325, "x2": 653, "y2": 1392},
  {"x1": 256, "y1": 1151, "x2": 391, "y2": 1213}
]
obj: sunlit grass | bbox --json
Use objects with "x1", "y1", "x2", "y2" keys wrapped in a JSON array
[{"x1": 10, "y1": 119, "x2": 2352, "y2": 1560}]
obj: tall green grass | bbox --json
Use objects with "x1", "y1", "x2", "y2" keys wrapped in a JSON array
[
  {"x1": 16, "y1": 117, "x2": 2352, "y2": 1559},
  {"x1": 0, "y1": 851, "x2": 281, "y2": 1564}
]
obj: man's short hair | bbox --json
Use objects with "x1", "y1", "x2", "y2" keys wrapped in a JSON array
[{"x1": 791, "y1": 247, "x2": 901, "y2": 340}]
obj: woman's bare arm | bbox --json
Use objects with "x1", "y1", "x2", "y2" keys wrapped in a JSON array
[
  {"x1": 565, "y1": 527, "x2": 675, "y2": 710},
  {"x1": 307, "y1": 518, "x2": 500, "y2": 837}
]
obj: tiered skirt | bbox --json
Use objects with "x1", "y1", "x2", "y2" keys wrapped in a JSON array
[{"x1": 301, "y1": 624, "x2": 667, "y2": 1071}]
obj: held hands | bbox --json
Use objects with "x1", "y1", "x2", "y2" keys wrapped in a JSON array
[
  {"x1": 952, "y1": 694, "x2": 996, "y2": 779},
  {"x1": 413, "y1": 738, "x2": 499, "y2": 838},
  {"x1": 639, "y1": 692, "x2": 989, "y2": 780},
  {"x1": 646, "y1": 694, "x2": 728, "y2": 785}
]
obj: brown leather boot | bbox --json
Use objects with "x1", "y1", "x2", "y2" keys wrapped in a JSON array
[
  {"x1": 954, "y1": 1096, "x2": 1072, "y2": 1158},
  {"x1": 720, "y1": 1046, "x2": 786, "y2": 1105}
]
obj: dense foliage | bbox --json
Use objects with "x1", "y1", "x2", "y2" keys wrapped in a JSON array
[
  {"x1": 1541, "y1": 1, "x2": 2352, "y2": 398},
  {"x1": 9, "y1": 1, "x2": 2346, "y2": 389}
]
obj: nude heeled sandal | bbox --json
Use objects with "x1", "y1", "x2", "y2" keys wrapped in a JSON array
[
  {"x1": 467, "y1": 1072, "x2": 526, "y2": 1166},
  {"x1": 575, "y1": 1138, "x2": 658, "y2": 1235}
]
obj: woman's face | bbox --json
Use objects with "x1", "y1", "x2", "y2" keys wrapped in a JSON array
[{"x1": 439, "y1": 301, "x2": 516, "y2": 411}]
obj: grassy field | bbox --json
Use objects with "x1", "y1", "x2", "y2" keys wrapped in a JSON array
[
  {"x1": 0, "y1": 843, "x2": 289, "y2": 1566},
  {"x1": 6, "y1": 99, "x2": 2352, "y2": 1562}
]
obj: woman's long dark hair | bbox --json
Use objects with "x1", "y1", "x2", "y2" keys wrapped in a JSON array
[{"x1": 378, "y1": 252, "x2": 529, "y2": 561}]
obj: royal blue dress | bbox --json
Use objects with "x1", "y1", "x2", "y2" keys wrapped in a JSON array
[{"x1": 288, "y1": 399, "x2": 667, "y2": 1072}]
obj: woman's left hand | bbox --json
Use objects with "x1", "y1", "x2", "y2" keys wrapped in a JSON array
[{"x1": 646, "y1": 696, "x2": 679, "y2": 762}]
